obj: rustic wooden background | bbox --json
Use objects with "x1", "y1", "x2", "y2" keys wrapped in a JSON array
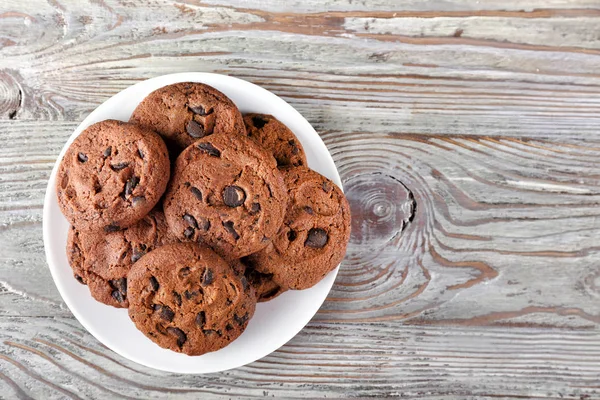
[{"x1": 2, "y1": 0, "x2": 600, "y2": 398}]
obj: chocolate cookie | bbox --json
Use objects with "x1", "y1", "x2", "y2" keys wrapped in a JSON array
[
  {"x1": 127, "y1": 242, "x2": 256, "y2": 356},
  {"x1": 163, "y1": 133, "x2": 288, "y2": 259},
  {"x1": 67, "y1": 208, "x2": 175, "y2": 308},
  {"x1": 56, "y1": 120, "x2": 170, "y2": 232},
  {"x1": 130, "y1": 82, "x2": 245, "y2": 154},
  {"x1": 243, "y1": 113, "x2": 307, "y2": 168},
  {"x1": 246, "y1": 167, "x2": 351, "y2": 290}
]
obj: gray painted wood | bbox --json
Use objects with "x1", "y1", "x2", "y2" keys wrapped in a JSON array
[{"x1": 1, "y1": 0, "x2": 600, "y2": 398}]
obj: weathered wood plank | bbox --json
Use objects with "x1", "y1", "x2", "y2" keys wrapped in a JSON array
[
  {"x1": 1, "y1": 0, "x2": 600, "y2": 137},
  {"x1": 1, "y1": 318, "x2": 599, "y2": 399}
]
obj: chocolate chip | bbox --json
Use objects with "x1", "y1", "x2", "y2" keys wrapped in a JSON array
[
  {"x1": 189, "y1": 105, "x2": 213, "y2": 116},
  {"x1": 179, "y1": 267, "x2": 191, "y2": 278},
  {"x1": 184, "y1": 290, "x2": 199, "y2": 299},
  {"x1": 197, "y1": 217, "x2": 210, "y2": 231},
  {"x1": 156, "y1": 305, "x2": 175, "y2": 322},
  {"x1": 93, "y1": 181, "x2": 102, "y2": 194},
  {"x1": 110, "y1": 162, "x2": 129, "y2": 171},
  {"x1": 111, "y1": 291, "x2": 124, "y2": 303},
  {"x1": 78, "y1": 152, "x2": 88, "y2": 163},
  {"x1": 75, "y1": 275, "x2": 85, "y2": 285},
  {"x1": 131, "y1": 248, "x2": 146, "y2": 263},
  {"x1": 112, "y1": 278, "x2": 127, "y2": 293},
  {"x1": 183, "y1": 213, "x2": 198, "y2": 228},
  {"x1": 104, "y1": 224, "x2": 120, "y2": 233},
  {"x1": 225, "y1": 323, "x2": 233, "y2": 331},
  {"x1": 195, "y1": 311, "x2": 206, "y2": 327},
  {"x1": 186, "y1": 120, "x2": 206, "y2": 138},
  {"x1": 125, "y1": 176, "x2": 140, "y2": 197},
  {"x1": 252, "y1": 116, "x2": 267, "y2": 129},
  {"x1": 149, "y1": 276, "x2": 159, "y2": 291},
  {"x1": 132, "y1": 196, "x2": 146, "y2": 206},
  {"x1": 197, "y1": 142, "x2": 220, "y2": 157},
  {"x1": 202, "y1": 268, "x2": 214, "y2": 286},
  {"x1": 249, "y1": 203, "x2": 261, "y2": 214},
  {"x1": 222, "y1": 221, "x2": 240, "y2": 240},
  {"x1": 183, "y1": 226, "x2": 195, "y2": 239},
  {"x1": 173, "y1": 291, "x2": 182, "y2": 307},
  {"x1": 287, "y1": 230, "x2": 297, "y2": 242},
  {"x1": 137, "y1": 149, "x2": 144, "y2": 159},
  {"x1": 167, "y1": 327, "x2": 186, "y2": 347},
  {"x1": 184, "y1": 182, "x2": 191, "y2": 187},
  {"x1": 289, "y1": 140, "x2": 300, "y2": 155},
  {"x1": 305, "y1": 228, "x2": 328, "y2": 248},
  {"x1": 202, "y1": 329, "x2": 221, "y2": 336},
  {"x1": 234, "y1": 313, "x2": 249, "y2": 326},
  {"x1": 103, "y1": 147, "x2": 112, "y2": 158},
  {"x1": 304, "y1": 206, "x2": 314, "y2": 215},
  {"x1": 322, "y1": 181, "x2": 332, "y2": 193},
  {"x1": 223, "y1": 185, "x2": 246, "y2": 207},
  {"x1": 240, "y1": 276, "x2": 250, "y2": 292},
  {"x1": 190, "y1": 186, "x2": 202, "y2": 201},
  {"x1": 109, "y1": 278, "x2": 127, "y2": 303}
]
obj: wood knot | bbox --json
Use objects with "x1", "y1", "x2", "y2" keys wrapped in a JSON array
[
  {"x1": 345, "y1": 172, "x2": 415, "y2": 248},
  {"x1": 582, "y1": 269, "x2": 600, "y2": 299},
  {"x1": 0, "y1": 71, "x2": 23, "y2": 120}
]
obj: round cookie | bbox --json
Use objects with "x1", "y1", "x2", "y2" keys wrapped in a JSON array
[
  {"x1": 56, "y1": 119, "x2": 170, "y2": 232},
  {"x1": 246, "y1": 167, "x2": 351, "y2": 290},
  {"x1": 127, "y1": 242, "x2": 256, "y2": 356},
  {"x1": 130, "y1": 82, "x2": 246, "y2": 154},
  {"x1": 243, "y1": 113, "x2": 307, "y2": 168},
  {"x1": 67, "y1": 208, "x2": 175, "y2": 308},
  {"x1": 163, "y1": 133, "x2": 288, "y2": 259}
]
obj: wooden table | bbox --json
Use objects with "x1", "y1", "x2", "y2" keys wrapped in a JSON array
[{"x1": 1, "y1": 0, "x2": 600, "y2": 398}]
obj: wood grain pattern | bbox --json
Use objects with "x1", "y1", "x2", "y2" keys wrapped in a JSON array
[{"x1": 1, "y1": 0, "x2": 600, "y2": 398}]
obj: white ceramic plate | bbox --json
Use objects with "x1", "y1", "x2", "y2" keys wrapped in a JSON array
[{"x1": 43, "y1": 73, "x2": 342, "y2": 374}]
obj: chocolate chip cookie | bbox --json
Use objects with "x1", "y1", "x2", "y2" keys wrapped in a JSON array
[
  {"x1": 163, "y1": 133, "x2": 288, "y2": 259},
  {"x1": 243, "y1": 113, "x2": 307, "y2": 168},
  {"x1": 67, "y1": 208, "x2": 175, "y2": 308},
  {"x1": 245, "y1": 167, "x2": 351, "y2": 290},
  {"x1": 56, "y1": 120, "x2": 170, "y2": 232},
  {"x1": 127, "y1": 242, "x2": 256, "y2": 356},
  {"x1": 130, "y1": 82, "x2": 246, "y2": 154}
]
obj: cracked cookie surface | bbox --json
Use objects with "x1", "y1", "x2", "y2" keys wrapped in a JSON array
[
  {"x1": 246, "y1": 167, "x2": 351, "y2": 290},
  {"x1": 163, "y1": 133, "x2": 288, "y2": 259},
  {"x1": 67, "y1": 209, "x2": 176, "y2": 308},
  {"x1": 127, "y1": 242, "x2": 256, "y2": 355},
  {"x1": 130, "y1": 82, "x2": 245, "y2": 154},
  {"x1": 56, "y1": 119, "x2": 170, "y2": 232}
]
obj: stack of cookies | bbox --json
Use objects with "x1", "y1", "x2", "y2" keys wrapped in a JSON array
[{"x1": 57, "y1": 82, "x2": 351, "y2": 356}]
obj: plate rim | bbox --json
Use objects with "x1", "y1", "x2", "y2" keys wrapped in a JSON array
[{"x1": 42, "y1": 72, "x2": 342, "y2": 373}]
